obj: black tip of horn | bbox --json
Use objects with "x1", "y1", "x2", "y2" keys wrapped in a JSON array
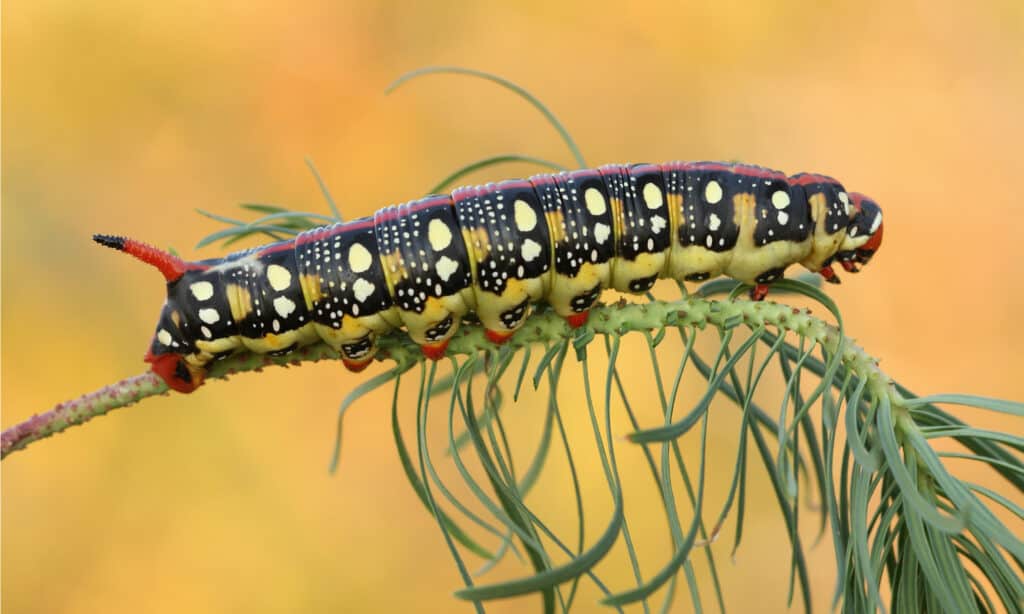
[{"x1": 93, "y1": 234, "x2": 126, "y2": 250}]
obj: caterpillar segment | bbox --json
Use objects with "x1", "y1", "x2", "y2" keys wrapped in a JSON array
[
  {"x1": 94, "y1": 160, "x2": 883, "y2": 393},
  {"x1": 374, "y1": 195, "x2": 475, "y2": 359},
  {"x1": 531, "y1": 169, "x2": 616, "y2": 328},
  {"x1": 452, "y1": 180, "x2": 552, "y2": 344}
]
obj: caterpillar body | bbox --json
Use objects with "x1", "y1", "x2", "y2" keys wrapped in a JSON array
[{"x1": 95, "y1": 161, "x2": 883, "y2": 393}]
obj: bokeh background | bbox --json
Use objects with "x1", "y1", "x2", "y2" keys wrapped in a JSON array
[{"x1": 4, "y1": 2, "x2": 1023, "y2": 612}]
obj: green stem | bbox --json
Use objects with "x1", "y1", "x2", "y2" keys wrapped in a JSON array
[{"x1": 1, "y1": 296, "x2": 895, "y2": 460}]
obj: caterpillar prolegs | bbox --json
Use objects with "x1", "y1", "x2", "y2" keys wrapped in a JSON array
[{"x1": 95, "y1": 161, "x2": 883, "y2": 393}]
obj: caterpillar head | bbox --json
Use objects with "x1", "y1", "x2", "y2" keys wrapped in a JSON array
[
  {"x1": 93, "y1": 234, "x2": 206, "y2": 393},
  {"x1": 835, "y1": 193, "x2": 883, "y2": 273}
]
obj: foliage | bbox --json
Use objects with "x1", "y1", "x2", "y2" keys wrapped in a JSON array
[
  {"x1": 194, "y1": 67, "x2": 1024, "y2": 613},
  {"x1": 5, "y1": 67, "x2": 1021, "y2": 613}
]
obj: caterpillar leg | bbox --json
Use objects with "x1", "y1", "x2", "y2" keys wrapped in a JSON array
[
  {"x1": 566, "y1": 311, "x2": 590, "y2": 328},
  {"x1": 546, "y1": 264, "x2": 607, "y2": 329},
  {"x1": 473, "y1": 282, "x2": 540, "y2": 346},
  {"x1": 819, "y1": 265, "x2": 842, "y2": 284},
  {"x1": 749, "y1": 284, "x2": 770, "y2": 301},
  {"x1": 413, "y1": 311, "x2": 459, "y2": 360},
  {"x1": 340, "y1": 334, "x2": 376, "y2": 372}
]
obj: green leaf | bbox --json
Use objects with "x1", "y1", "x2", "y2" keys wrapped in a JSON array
[{"x1": 386, "y1": 66, "x2": 587, "y2": 169}]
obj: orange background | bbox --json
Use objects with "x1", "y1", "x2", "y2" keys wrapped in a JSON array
[{"x1": 3, "y1": 2, "x2": 1023, "y2": 613}]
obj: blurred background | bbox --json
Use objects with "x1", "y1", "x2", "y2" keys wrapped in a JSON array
[{"x1": 4, "y1": 1, "x2": 1023, "y2": 612}]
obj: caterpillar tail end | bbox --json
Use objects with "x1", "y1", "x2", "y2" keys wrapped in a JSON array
[
  {"x1": 840, "y1": 260, "x2": 860, "y2": 273},
  {"x1": 93, "y1": 233, "x2": 192, "y2": 282},
  {"x1": 420, "y1": 340, "x2": 450, "y2": 361}
]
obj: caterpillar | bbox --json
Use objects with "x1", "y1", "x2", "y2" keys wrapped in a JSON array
[{"x1": 95, "y1": 161, "x2": 883, "y2": 393}]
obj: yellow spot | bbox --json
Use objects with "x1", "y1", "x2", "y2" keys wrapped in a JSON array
[
  {"x1": 266, "y1": 264, "x2": 292, "y2": 291},
  {"x1": 436, "y1": 255, "x2": 459, "y2": 281},
  {"x1": 705, "y1": 180, "x2": 723, "y2": 205},
  {"x1": 643, "y1": 183, "x2": 664, "y2": 209},
  {"x1": 190, "y1": 281, "x2": 214, "y2": 301},
  {"x1": 667, "y1": 191, "x2": 683, "y2": 242},
  {"x1": 199, "y1": 308, "x2": 220, "y2": 324},
  {"x1": 544, "y1": 209, "x2": 566, "y2": 243},
  {"x1": 771, "y1": 190, "x2": 791, "y2": 210},
  {"x1": 273, "y1": 296, "x2": 296, "y2": 318},
  {"x1": 352, "y1": 278, "x2": 375, "y2": 303},
  {"x1": 299, "y1": 273, "x2": 324, "y2": 309},
  {"x1": 708, "y1": 213, "x2": 722, "y2": 231},
  {"x1": 521, "y1": 239, "x2": 542, "y2": 262},
  {"x1": 225, "y1": 284, "x2": 253, "y2": 322},
  {"x1": 428, "y1": 219, "x2": 452, "y2": 251},
  {"x1": 468, "y1": 227, "x2": 492, "y2": 261},
  {"x1": 609, "y1": 196, "x2": 625, "y2": 240},
  {"x1": 514, "y1": 199, "x2": 537, "y2": 232},
  {"x1": 348, "y1": 243, "x2": 372, "y2": 274},
  {"x1": 585, "y1": 187, "x2": 607, "y2": 216},
  {"x1": 170, "y1": 310, "x2": 182, "y2": 327}
]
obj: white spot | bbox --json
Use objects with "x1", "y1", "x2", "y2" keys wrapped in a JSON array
[
  {"x1": 353, "y1": 278, "x2": 375, "y2": 303},
  {"x1": 266, "y1": 264, "x2": 291, "y2": 291},
  {"x1": 850, "y1": 226, "x2": 859, "y2": 237},
  {"x1": 647, "y1": 238, "x2": 654, "y2": 251},
  {"x1": 708, "y1": 213, "x2": 722, "y2": 231},
  {"x1": 771, "y1": 190, "x2": 791, "y2": 209},
  {"x1": 436, "y1": 255, "x2": 459, "y2": 282},
  {"x1": 428, "y1": 219, "x2": 452, "y2": 251},
  {"x1": 190, "y1": 281, "x2": 214, "y2": 301},
  {"x1": 198, "y1": 308, "x2": 220, "y2": 324},
  {"x1": 839, "y1": 191, "x2": 851, "y2": 215},
  {"x1": 585, "y1": 188, "x2": 607, "y2": 215},
  {"x1": 777, "y1": 211, "x2": 790, "y2": 226},
  {"x1": 348, "y1": 243, "x2": 372, "y2": 273},
  {"x1": 157, "y1": 329, "x2": 172, "y2": 345},
  {"x1": 643, "y1": 183, "x2": 664, "y2": 209},
  {"x1": 590, "y1": 249, "x2": 598, "y2": 262},
  {"x1": 594, "y1": 223, "x2": 611, "y2": 244},
  {"x1": 521, "y1": 239, "x2": 542, "y2": 262},
  {"x1": 435, "y1": 283, "x2": 443, "y2": 296},
  {"x1": 514, "y1": 200, "x2": 537, "y2": 232},
  {"x1": 705, "y1": 235, "x2": 714, "y2": 248},
  {"x1": 650, "y1": 215, "x2": 667, "y2": 234},
  {"x1": 704, "y1": 180, "x2": 723, "y2": 204},
  {"x1": 870, "y1": 212, "x2": 883, "y2": 233},
  {"x1": 273, "y1": 296, "x2": 296, "y2": 319},
  {"x1": 517, "y1": 265, "x2": 525, "y2": 277},
  {"x1": 272, "y1": 319, "x2": 281, "y2": 333},
  {"x1": 201, "y1": 326, "x2": 212, "y2": 339}
]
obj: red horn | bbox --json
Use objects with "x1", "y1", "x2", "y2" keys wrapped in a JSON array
[{"x1": 93, "y1": 234, "x2": 190, "y2": 282}]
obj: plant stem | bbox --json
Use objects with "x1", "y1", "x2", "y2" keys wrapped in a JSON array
[{"x1": 1, "y1": 296, "x2": 889, "y2": 460}]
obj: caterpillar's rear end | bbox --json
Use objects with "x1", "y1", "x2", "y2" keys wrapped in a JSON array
[{"x1": 95, "y1": 160, "x2": 884, "y2": 393}]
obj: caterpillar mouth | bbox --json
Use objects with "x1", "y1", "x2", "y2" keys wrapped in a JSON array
[{"x1": 146, "y1": 351, "x2": 205, "y2": 393}]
